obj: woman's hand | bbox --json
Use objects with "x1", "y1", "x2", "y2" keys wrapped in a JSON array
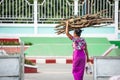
[
  {"x1": 66, "y1": 21, "x2": 69, "y2": 26},
  {"x1": 65, "y1": 21, "x2": 73, "y2": 40},
  {"x1": 87, "y1": 58, "x2": 90, "y2": 62},
  {"x1": 65, "y1": 21, "x2": 69, "y2": 32},
  {"x1": 85, "y1": 44, "x2": 90, "y2": 63},
  {"x1": 88, "y1": 57, "x2": 93, "y2": 64}
]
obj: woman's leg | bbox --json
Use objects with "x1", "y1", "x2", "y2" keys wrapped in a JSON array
[{"x1": 72, "y1": 51, "x2": 86, "y2": 80}]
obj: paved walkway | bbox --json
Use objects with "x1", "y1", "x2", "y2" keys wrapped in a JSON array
[{"x1": 25, "y1": 64, "x2": 93, "y2": 80}]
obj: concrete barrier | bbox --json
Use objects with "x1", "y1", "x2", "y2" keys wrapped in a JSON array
[
  {"x1": 93, "y1": 56, "x2": 120, "y2": 80},
  {"x1": 0, "y1": 42, "x2": 24, "y2": 80},
  {"x1": 0, "y1": 56, "x2": 19, "y2": 80}
]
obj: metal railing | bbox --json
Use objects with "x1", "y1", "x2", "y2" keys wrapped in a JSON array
[
  {"x1": 118, "y1": 0, "x2": 120, "y2": 29},
  {"x1": 0, "y1": 0, "x2": 34, "y2": 23},
  {"x1": 118, "y1": 10, "x2": 120, "y2": 29},
  {"x1": 80, "y1": 0, "x2": 114, "y2": 18},
  {"x1": 0, "y1": 0, "x2": 115, "y2": 23},
  {"x1": 37, "y1": 0, "x2": 74, "y2": 23}
]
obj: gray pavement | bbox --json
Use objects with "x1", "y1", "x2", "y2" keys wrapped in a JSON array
[{"x1": 25, "y1": 64, "x2": 93, "y2": 80}]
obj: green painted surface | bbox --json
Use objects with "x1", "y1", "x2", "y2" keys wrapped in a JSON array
[
  {"x1": 20, "y1": 37, "x2": 118, "y2": 56},
  {"x1": 20, "y1": 37, "x2": 110, "y2": 44},
  {"x1": 20, "y1": 37, "x2": 71, "y2": 44},
  {"x1": 110, "y1": 41, "x2": 120, "y2": 48},
  {"x1": 25, "y1": 44, "x2": 113, "y2": 56},
  {"x1": 25, "y1": 44, "x2": 73, "y2": 56},
  {"x1": 108, "y1": 49, "x2": 120, "y2": 56}
]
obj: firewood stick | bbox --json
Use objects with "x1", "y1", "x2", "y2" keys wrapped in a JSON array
[
  {"x1": 55, "y1": 23, "x2": 65, "y2": 28},
  {"x1": 55, "y1": 10, "x2": 113, "y2": 35}
]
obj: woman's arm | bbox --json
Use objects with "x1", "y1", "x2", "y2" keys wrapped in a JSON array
[
  {"x1": 85, "y1": 44, "x2": 89, "y2": 62},
  {"x1": 65, "y1": 21, "x2": 73, "y2": 40}
]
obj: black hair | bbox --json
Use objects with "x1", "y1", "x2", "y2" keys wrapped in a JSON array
[{"x1": 74, "y1": 29, "x2": 82, "y2": 36}]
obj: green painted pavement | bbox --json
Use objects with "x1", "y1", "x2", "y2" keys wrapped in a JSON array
[
  {"x1": 20, "y1": 37, "x2": 110, "y2": 44},
  {"x1": 20, "y1": 37, "x2": 119, "y2": 56},
  {"x1": 25, "y1": 44, "x2": 114, "y2": 56},
  {"x1": 110, "y1": 41, "x2": 120, "y2": 48},
  {"x1": 20, "y1": 37, "x2": 72, "y2": 44},
  {"x1": 108, "y1": 49, "x2": 120, "y2": 56}
]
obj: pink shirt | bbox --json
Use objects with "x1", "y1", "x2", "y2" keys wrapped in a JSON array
[{"x1": 72, "y1": 37, "x2": 86, "y2": 50}]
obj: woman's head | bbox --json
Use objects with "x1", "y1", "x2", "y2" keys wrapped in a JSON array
[{"x1": 74, "y1": 29, "x2": 82, "y2": 37}]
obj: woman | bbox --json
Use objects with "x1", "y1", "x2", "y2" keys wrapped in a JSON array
[{"x1": 65, "y1": 21, "x2": 89, "y2": 80}]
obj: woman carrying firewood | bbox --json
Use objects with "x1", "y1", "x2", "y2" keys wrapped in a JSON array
[{"x1": 65, "y1": 21, "x2": 89, "y2": 80}]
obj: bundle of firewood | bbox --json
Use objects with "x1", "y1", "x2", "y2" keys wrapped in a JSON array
[{"x1": 55, "y1": 10, "x2": 113, "y2": 35}]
